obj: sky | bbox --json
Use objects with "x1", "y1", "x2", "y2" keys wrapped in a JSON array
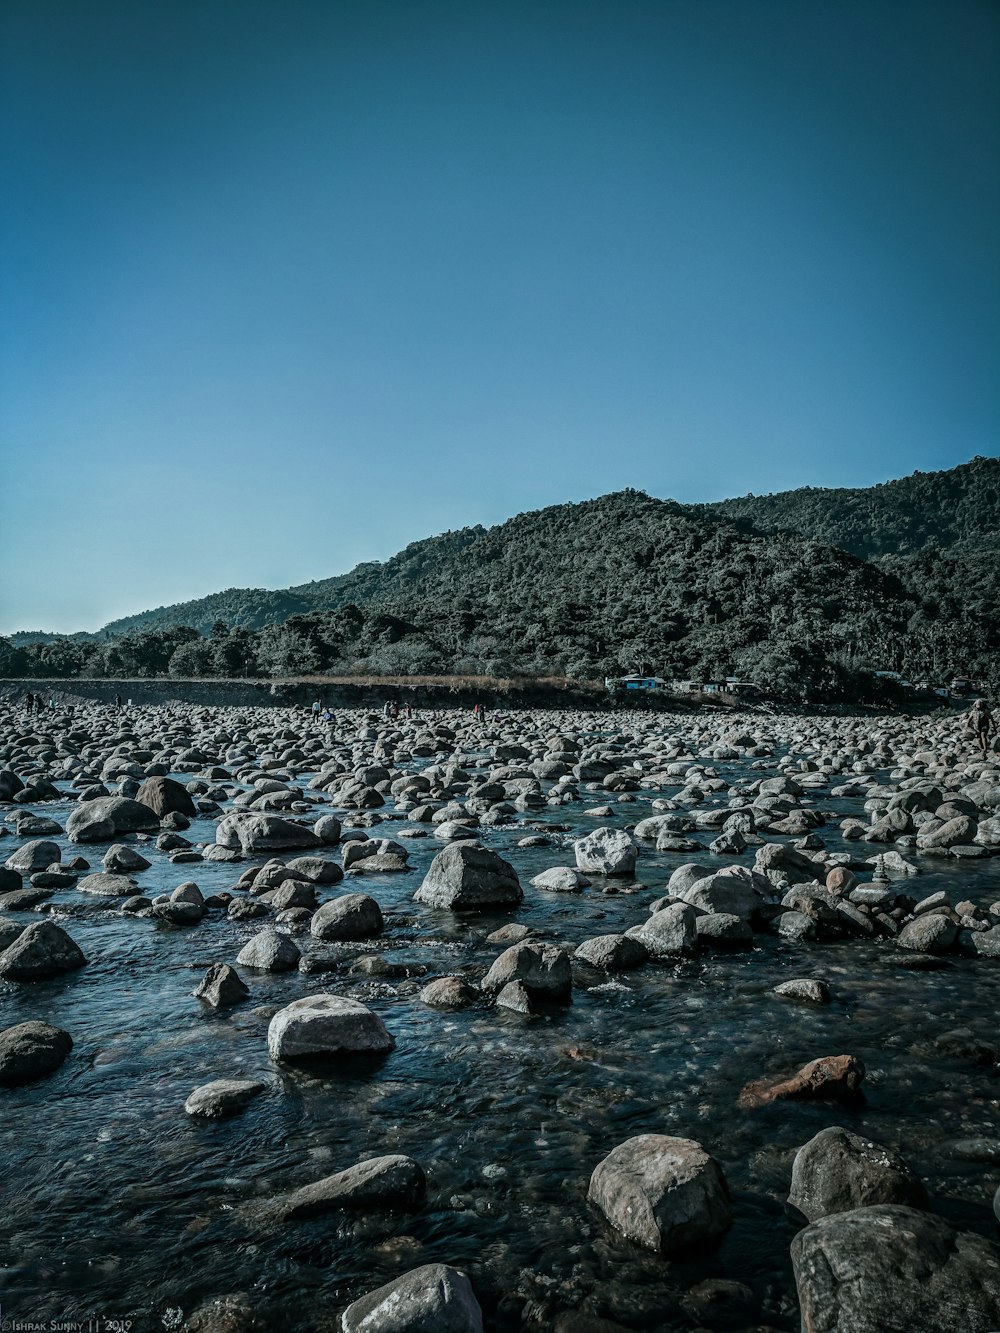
[{"x1": 1, "y1": 0, "x2": 997, "y2": 634}]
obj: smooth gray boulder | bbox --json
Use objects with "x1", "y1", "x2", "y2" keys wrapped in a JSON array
[
  {"x1": 414, "y1": 843, "x2": 522, "y2": 911},
  {"x1": 277, "y1": 1154, "x2": 426, "y2": 1219},
  {"x1": 193, "y1": 963, "x2": 249, "y2": 1008},
  {"x1": 268, "y1": 994, "x2": 394, "y2": 1061},
  {"x1": 574, "y1": 934, "x2": 649, "y2": 971},
  {"x1": 627, "y1": 903, "x2": 697, "y2": 957},
  {"x1": 588, "y1": 1134, "x2": 732, "y2": 1253},
  {"x1": 310, "y1": 893, "x2": 383, "y2": 941},
  {"x1": 573, "y1": 827, "x2": 637, "y2": 877},
  {"x1": 184, "y1": 1078, "x2": 266, "y2": 1119},
  {"x1": 0, "y1": 1020, "x2": 72, "y2": 1086},
  {"x1": 215, "y1": 813, "x2": 321, "y2": 855},
  {"x1": 481, "y1": 941, "x2": 572, "y2": 1002},
  {"x1": 791, "y1": 1204, "x2": 1000, "y2": 1333},
  {"x1": 340, "y1": 1263, "x2": 483, "y2": 1333},
  {"x1": 102, "y1": 843, "x2": 151, "y2": 873},
  {"x1": 530, "y1": 866, "x2": 590, "y2": 893},
  {"x1": 789, "y1": 1126, "x2": 927, "y2": 1221},
  {"x1": 236, "y1": 928, "x2": 300, "y2": 972},
  {"x1": 0, "y1": 920, "x2": 87, "y2": 980},
  {"x1": 774, "y1": 978, "x2": 831, "y2": 1005},
  {"x1": 4, "y1": 840, "x2": 61, "y2": 874},
  {"x1": 78, "y1": 872, "x2": 138, "y2": 897},
  {"x1": 675, "y1": 868, "x2": 768, "y2": 921},
  {"x1": 135, "y1": 776, "x2": 197, "y2": 818},
  {"x1": 66, "y1": 796, "x2": 159, "y2": 842},
  {"x1": 898, "y1": 915, "x2": 958, "y2": 953}
]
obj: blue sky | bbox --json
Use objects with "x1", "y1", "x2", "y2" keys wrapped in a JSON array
[{"x1": 1, "y1": 0, "x2": 997, "y2": 633}]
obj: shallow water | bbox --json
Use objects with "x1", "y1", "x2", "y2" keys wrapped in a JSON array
[{"x1": 1, "y1": 726, "x2": 1000, "y2": 1331}]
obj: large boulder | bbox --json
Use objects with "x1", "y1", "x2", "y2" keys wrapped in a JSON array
[
  {"x1": 78, "y1": 872, "x2": 138, "y2": 898},
  {"x1": 4, "y1": 840, "x2": 61, "y2": 874},
  {"x1": 792, "y1": 1205, "x2": 1000, "y2": 1332},
  {"x1": 236, "y1": 928, "x2": 301, "y2": 972},
  {"x1": 574, "y1": 934, "x2": 649, "y2": 971},
  {"x1": 626, "y1": 903, "x2": 697, "y2": 957},
  {"x1": 897, "y1": 915, "x2": 958, "y2": 953},
  {"x1": 674, "y1": 867, "x2": 769, "y2": 921},
  {"x1": 193, "y1": 963, "x2": 249, "y2": 1008},
  {"x1": 341, "y1": 1263, "x2": 483, "y2": 1333},
  {"x1": 414, "y1": 843, "x2": 522, "y2": 911},
  {"x1": 268, "y1": 994, "x2": 395, "y2": 1061},
  {"x1": 66, "y1": 796, "x2": 159, "y2": 843},
  {"x1": 310, "y1": 894, "x2": 383, "y2": 941},
  {"x1": 135, "y1": 776, "x2": 197, "y2": 818},
  {"x1": 481, "y1": 942, "x2": 572, "y2": 1002},
  {"x1": 789, "y1": 1126, "x2": 927, "y2": 1221},
  {"x1": 587, "y1": 1134, "x2": 732, "y2": 1253},
  {"x1": 573, "y1": 827, "x2": 637, "y2": 877},
  {"x1": 0, "y1": 1020, "x2": 73, "y2": 1086},
  {"x1": 215, "y1": 813, "x2": 321, "y2": 855},
  {"x1": 277, "y1": 1154, "x2": 426, "y2": 1220},
  {"x1": 0, "y1": 921, "x2": 87, "y2": 980}
]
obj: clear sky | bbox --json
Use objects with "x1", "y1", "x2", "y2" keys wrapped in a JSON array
[{"x1": 1, "y1": 0, "x2": 997, "y2": 634}]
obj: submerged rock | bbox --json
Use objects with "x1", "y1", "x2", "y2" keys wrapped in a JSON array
[
  {"x1": 276, "y1": 1154, "x2": 426, "y2": 1219},
  {"x1": 739, "y1": 1054, "x2": 865, "y2": 1109},
  {"x1": 340, "y1": 1263, "x2": 483, "y2": 1333},
  {"x1": 184, "y1": 1078, "x2": 266, "y2": 1119},
  {"x1": 0, "y1": 1020, "x2": 72, "y2": 1086}
]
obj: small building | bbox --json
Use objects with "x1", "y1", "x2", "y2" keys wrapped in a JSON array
[{"x1": 606, "y1": 673, "x2": 669, "y2": 691}]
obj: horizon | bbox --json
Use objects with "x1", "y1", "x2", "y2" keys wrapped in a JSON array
[
  {"x1": 4, "y1": 453, "x2": 994, "y2": 638},
  {"x1": 2, "y1": 0, "x2": 997, "y2": 635}
]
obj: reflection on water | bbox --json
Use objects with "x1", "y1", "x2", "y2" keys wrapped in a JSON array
[{"x1": 1, "y1": 750, "x2": 999, "y2": 1330}]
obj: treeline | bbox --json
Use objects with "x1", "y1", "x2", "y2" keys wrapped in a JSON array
[{"x1": 3, "y1": 487, "x2": 997, "y2": 703}]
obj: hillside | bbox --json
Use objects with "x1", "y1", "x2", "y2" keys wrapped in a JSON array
[{"x1": 698, "y1": 455, "x2": 1000, "y2": 560}]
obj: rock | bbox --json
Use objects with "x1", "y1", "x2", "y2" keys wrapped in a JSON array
[
  {"x1": 826, "y1": 866, "x2": 858, "y2": 895},
  {"x1": 310, "y1": 893, "x2": 383, "y2": 941},
  {"x1": 268, "y1": 994, "x2": 394, "y2": 1061},
  {"x1": 267, "y1": 881, "x2": 316, "y2": 911},
  {"x1": 916, "y1": 814, "x2": 978, "y2": 849},
  {"x1": 236, "y1": 928, "x2": 301, "y2": 972},
  {"x1": 101, "y1": 843, "x2": 151, "y2": 873},
  {"x1": 739, "y1": 1054, "x2": 865, "y2": 1109},
  {"x1": 78, "y1": 872, "x2": 138, "y2": 897},
  {"x1": 773, "y1": 910, "x2": 817, "y2": 941},
  {"x1": 66, "y1": 796, "x2": 159, "y2": 842},
  {"x1": 184, "y1": 1078, "x2": 266, "y2": 1118},
  {"x1": 215, "y1": 813, "x2": 321, "y2": 854},
  {"x1": 574, "y1": 934, "x2": 649, "y2": 971},
  {"x1": 897, "y1": 915, "x2": 958, "y2": 953},
  {"x1": 0, "y1": 920, "x2": 87, "y2": 980},
  {"x1": 481, "y1": 942, "x2": 572, "y2": 1002},
  {"x1": 791, "y1": 1205, "x2": 1000, "y2": 1333},
  {"x1": 4, "y1": 840, "x2": 61, "y2": 873},
  {"x1": 285, "y1": 855, "x2": 345, "y2": 883},
  {"x1": 0, "y1": 1020, "x2": 73, "y2": 1086},
  {"x1": 574, "y1": 827, "x2": 637, "y2": 876},
  {"x1": 340, "y1": 1263, "x2": 483, "y2": 1333},
  {"x1": 277, "y1": 1154, "x2": 426, "y2": 1219},
  {"x1": 774, "y1": 978, "x2": 831, "y2": 1005},
  {"x1": 666, "y1": 862, "x2": 713, "y2": 897},
  {"x1": 135, "y1": 776, "x2": 197, "y2": 818},
  {"x1": 420, "y1": 976, "x2": 478, "y2": 1008},
  {"x1": 754, "y1": 841, "x2": 821, "y2": 883},
  {"x1": 194, "y1": 963, "x2": 250, "y2": 1008},
  {"x1": 531, "y1": 866, "x2": 591, "y2": 893},
  {"x1": 314, "y1": 813, "x2": 342, "y2": 844},
  {"x1": 587, "y1": 1134, "x2": 732, "y2": 1253},
  {"x1": 495, "y1": 979, "x2": 533, "y2": 1012},
  {"x1": 694, "y1": 912, "x2": 753, "y2": 947},
  {"x1": 679, "y1": 1279, "x2": 759, "y2": 1330},
  {"x1": 627, "y1": 903, "x2": 697, "y2": 957},
  {"x1": 676, "y1": 869, "x2": 767, "y2": 920},
  {"x1": 789, "y1": 1126, "x2": 927, "y2": 1221},
  {"x1": 414, "y1": 843, "x2": 523, "y2": 911}
]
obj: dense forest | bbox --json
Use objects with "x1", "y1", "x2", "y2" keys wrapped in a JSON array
[{"x1": 3, "y1": 459, "x2": 999, "y2": 703}]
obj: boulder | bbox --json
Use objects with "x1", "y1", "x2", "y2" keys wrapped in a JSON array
[
  {"x1": 739, "y1": 1054, "x2": 865, "y2": 1109},
  {"x1": 419, "y1": 976, "x2": 479, "y2": 1008},
  {"x1": 102, "y1": 843, "x2": 151, "y2": 874},
  {"x1": 78, "y1": 872, "x2": 138, "y2": 897},
  {"x1": 194, "y1": 963, "x2": 249, "y2": 1008},
  {"x1": 341, "y1": 1263, "x2": 483, "y2": 1333},
  {"x1": 135, "y1": 776, "x2": 197, "y2": 818},
  {"x1": 414, "y1": 843, "x2": 522, "y2": 911},
  {"x1": 0, "y1": 1020, "x2": 73, "y2": 1086},
  {"x1": 0, "y1": 920, "x2": 87, "y2": 980},
  {"x1": 215, "y1": 813, "x2": 321, "y2": 855},
  {"x1": 774, "y1": 978, "x2": 831, "y2": 1005},
  {"x1": 587, "y1": 1134, "x2": 732, "y2": 1253},
  {"x1": 695, "y1": 912, "x2": 753, "y2": 947},
  {"x1": 310, "y1": 893, "x2": 383, "y2": 941},
  {"x1": 791, "y1": 1205, "x2": 1000, "y2": 1333},
  {"x1": 897, "y1": 915, "x2": 958, "y2": 953},
  {"x1": 66, "y1": 796, "x2": 159, "y2": 842},
  {"x1": 574, "y1": 934, "x2": 649, "y2": 971},
  {"x1": 674, "y1": 868, "x2": 767, "y2": 921},
  {"x1": 481, "y1": 942, "x2": 572, "y2": 1002},
  {"x1": 626, "y1": 903, "x2": 697, "y2": 957},
  {"x1": 236, "y1": 928, "x2": 301, "y2": 972},
  {"x1": 184, "y1": 1078, "x2": 266, "y2": 1119},
  {"x1": 574, "y1": 827, "x2": 637, "y2": 877},
  {"x1": 268, "y1": 994, "x2": 394, "y2": 1061},
  {"x1": 277, "y1": 1154, "x2": 426, "y2": 1220},
  {"x1": 789, "y1": 1126, "x2": 927, "y2": 1221},
  {"x1": 4, "y1": 840, "x2": 61, "y2": 874},
  {"x1": 531, "y1": 866, "x2": 591, "y2": 893}
]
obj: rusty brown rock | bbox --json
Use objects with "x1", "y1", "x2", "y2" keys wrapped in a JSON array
[{"x1": 738, "y1": 1054, "x2": 865, "y2": 1109}]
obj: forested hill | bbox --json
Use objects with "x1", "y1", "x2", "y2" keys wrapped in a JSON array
[{"x1": 697, "y1": 456, "x2": 1000, "y2": 560}]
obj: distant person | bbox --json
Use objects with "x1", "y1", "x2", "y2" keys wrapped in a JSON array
[
  {"x1": 383, "y1": 700, "x2": 392, "y2": 720},
  {"x1": 966, "y1": 699, "x2": 995, "y2": 757},
  {"x1": 114, "y1": 693, "x2": 123, "y2": 710},
  {"x1": 312, "y1": 700, "x2": 321, "y2": 723},
  {"x1": 24, "y1": 691, "x2": 34, "y2": 713}
]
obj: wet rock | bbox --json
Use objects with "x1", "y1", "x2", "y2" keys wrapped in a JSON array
[
  {"x1": 574, "y1": 934, "x2": 648, "y2": 971},
  {"x1": 310, "y1": 893, "x2": 383, "y2": 941},
  {"x1": 341, "y1": 1263, "x2": 482, "y2": 1333},
  {"x1": 194, "y1": 963, "x2": 250, "y2": 1008},
  {"x1": 788, "y1": 1126, "x2": 927, "y2": 1221},
  {"x1": 739, "y1": 1054, "x2": 865, "y2": 1109},
  {"x1": 495, "y1": 979, "x2": 533, "y2": 1012},
  {"x1": 268, "y1": 994, "x2": 395, "y2": 1061},
  {"x1": 791, "y1": 1204, "x2": 1000, "y2": 1333},
  {"x1": 4, "y1": 840, "x2": 61, "y2": 873},
  {"x1": 774, "y1": 978, "x2": 831, "y2": 1005},
  {"x1": 78, "y1": 872, "x2": 138, "y2": 897},
  {"x1": 66, "y1": 796, "x2": 159, "y2": 842},
  {"x1": 215, "y1": 813, "x2": 321, "y2": 854},
  {"x1": 574, "y1": 828, "x2": 637, "y2": 877},
  {"x1": 679, "y1": 1278, "x2": 759, "y2": 1330},
  {"x1": 531, "y1": 866, "x2": 591, "y2": 893},
  {"x1": 236, "y1": 927, "x2": 301, "y2": 972},
  {"x1": 420, "y1": 976, "x2": 479, "y2": 1008},
  {"x1": 482, "y1": 941, "x2": 572, "y2": 1003},
  {"x1": 772, "y1": 910, "x2": 817, "y2": 941},
  {"x1": 695, "y1": 912, "x2": 753, "y2": 947},
  {"x1": 587, "y1": 1134, "x2": 732, "y2": 1253},
  {"x1": 626, "y1": 903, "x2": 697, "y2": 957},
  {"x1": 285, "y1": 854, "x2": 344, "y2": 884},
  {"x1": 184, "y1": 1295, "x2": 255, "y2": 1333},
  {"x1": 414, "y1": 843, "x2": 523, "y2": 911},
  {"x1": 897, "y1": 915, "x2": 958, "y2": 953},
  {"x1": 674, "y1": 868, "x2": 768, "y2": 921},
  {"x1": 101, "y1": 843, "x2": 151, "y2": 873},
  {"x1": 0, "y1": 1020, "x2": 72, "y2": 1086},
  {"x1": 134, "y1": 775, "x2": 197, "y2": 818},
  {"x1": 277, "y1": 1154, "x2": 426, "y2": 1219},
  {"x1": 184, "y1": 1078, "x2": 266, "y2": 1118},
  {"x1": 0, "y1": 920, "x2": 87, "y2": 980}
]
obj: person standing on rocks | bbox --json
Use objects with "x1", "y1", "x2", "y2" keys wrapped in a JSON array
[
  {"x1": 114, "y1": 693, "x2": 123, "y2": 710},
  {"x1": 24, "y1": 690, "x2": 34, "y2": 714},
  {"x1": 966, "y1": 698, "x2": 995, "y2": 757}
]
